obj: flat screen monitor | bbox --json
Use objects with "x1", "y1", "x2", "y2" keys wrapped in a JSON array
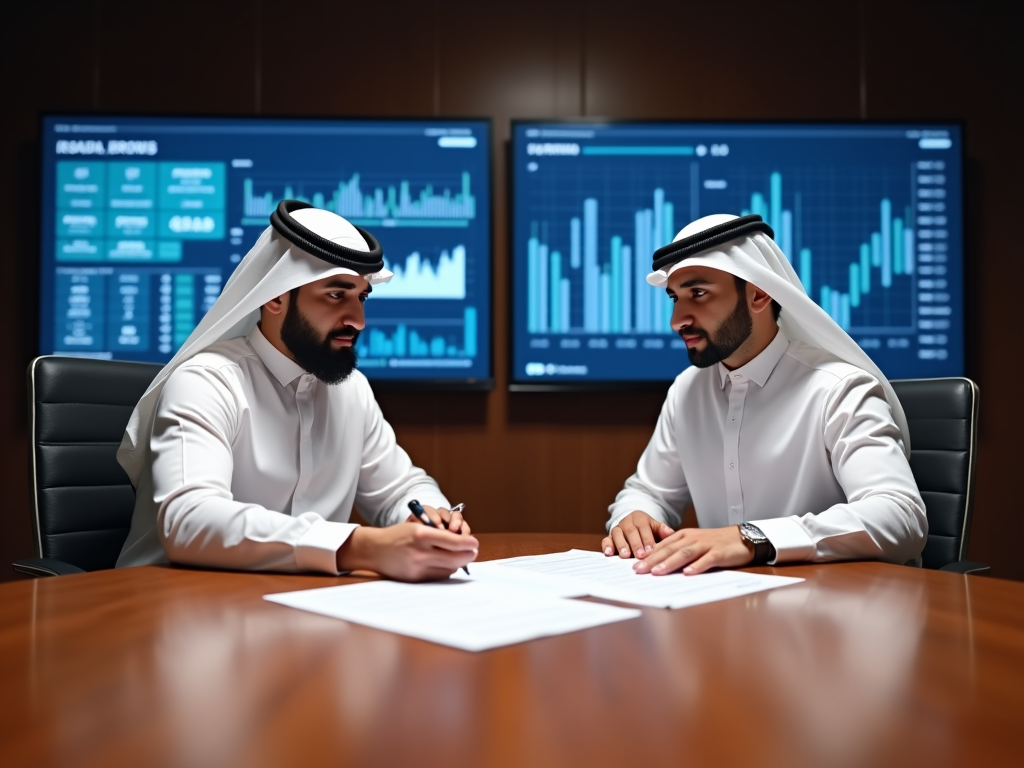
[
  {"x1": 40, "y1": 115, "x2": 492, "y2": 387},
  {"x1": 510, "y1": 121, "x2": 964, "y2": 389}
]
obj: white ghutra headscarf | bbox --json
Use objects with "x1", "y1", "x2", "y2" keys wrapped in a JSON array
[
  {"x1": 117, "y1": 202, "x2": 394, "y2": 485},
  {"x1": 646, "y1": 213, "x2": 910, "y2": 457}
]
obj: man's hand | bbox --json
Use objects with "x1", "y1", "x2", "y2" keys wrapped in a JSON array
[
  {"x1": 632, "y1": 525, "x2": 754, "y2": 575},
  {"x1": 602, "y1": 511, "x2": 676, "y2": 560},
  {"x1": 404, "y1": 505, "x2": 471, "y2": 535},
  {"x1": 337, "y1": 523, "x2": 479, "y2": 582}
]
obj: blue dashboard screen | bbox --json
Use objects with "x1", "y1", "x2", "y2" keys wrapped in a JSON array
[
  {"x1": 40, "y1": 116, "x2": 492, "y2": 384},
  {"x1": 511, "y1": 122, "x2": 963, "y2": 385}
]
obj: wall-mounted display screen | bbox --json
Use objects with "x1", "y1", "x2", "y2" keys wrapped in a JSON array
[
  {"x1": 40, "y1": 115, "x2": 492, "y2": 386},
  {"x1": 510, "y1": 121, "x2": 964, "y2": 388}
]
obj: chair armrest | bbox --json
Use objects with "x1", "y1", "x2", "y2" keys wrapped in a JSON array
[
  {"x1": 939, "y1": 560, "x2": 991, "y2": 576},
  {"x1": 12, "y1": 558, "x2": 87, "y2": 577}
]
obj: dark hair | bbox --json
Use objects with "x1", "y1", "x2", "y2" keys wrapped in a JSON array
[{"x1": 734, "y1": 275, "x2": 782, "y2": 321}]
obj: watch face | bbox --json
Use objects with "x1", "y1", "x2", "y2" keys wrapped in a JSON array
[{"x1": 741, "y1": 524, "x2": 768, "y2": 544}]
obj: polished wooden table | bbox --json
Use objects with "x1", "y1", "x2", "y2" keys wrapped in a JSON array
[{"x1": 2, "y1": 533, "x2": 1023, "y2": 768}]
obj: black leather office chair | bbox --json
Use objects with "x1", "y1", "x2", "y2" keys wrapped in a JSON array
[
  {"x1": 14, "y1": 356, "x2": 162, "y2": 577},
  {"x1": 891, "y1": 377, "x2": 988, "y2": 575}
]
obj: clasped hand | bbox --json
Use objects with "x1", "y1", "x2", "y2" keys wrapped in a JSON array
[
  {"x1": 602, "y1": 510, "x2": 754, "y2": 575},
  {"x1": 338, "y1": 506, "x2": 478, "y2": 582}
]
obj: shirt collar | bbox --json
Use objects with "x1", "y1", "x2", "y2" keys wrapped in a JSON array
[
  {"x1": 716, "y1": 326, "x2": 790, "y2": 389},
  {"x1": 249, "y1": 324, "x2": 306, "y2": 387}
]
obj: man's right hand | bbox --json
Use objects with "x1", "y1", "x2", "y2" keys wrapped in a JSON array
[
  {"x1": 602, "y1": 511, "x2": 675, "y2": 560},
  {"x1": 337, "y1": 523, "x2": 479, "y2": 582}
]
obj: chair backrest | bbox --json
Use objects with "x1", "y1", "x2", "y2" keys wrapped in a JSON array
[
  {"x1": 28, "y1": 356, "x2": 162, "y2": 571},
  {"x1": 890, "y1": 377, "x2": 979, "y2": 569}
]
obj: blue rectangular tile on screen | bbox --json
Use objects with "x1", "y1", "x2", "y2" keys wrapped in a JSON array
[
  {"x1": 40, "y1": 117, "x2": 492, "y2": 385},
  {"x1": 511, "y1": 122, "x2": 963, "y2": 385}
]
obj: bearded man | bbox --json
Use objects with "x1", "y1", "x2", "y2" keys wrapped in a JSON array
[
  {"x1": 116, "y1": 201, "x2": 477, "y2": 580},
  {"x1": 604, "y1": 214, "x2": 926, "y2": 575}
]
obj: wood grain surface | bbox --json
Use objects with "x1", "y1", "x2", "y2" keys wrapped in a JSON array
[{"x1": 2, "y1": 533, "x2": 1023, "y2": 767}]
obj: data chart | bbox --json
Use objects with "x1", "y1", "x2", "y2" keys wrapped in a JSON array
[
  {"x1": 40, "y1": 116, "x2": 492, "y2": 384},
  {"x1": 511, "y1": 122, "x2": 963, "y2": 385}
]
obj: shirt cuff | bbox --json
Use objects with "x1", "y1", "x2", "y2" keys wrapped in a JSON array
[
  {"x1": 294, "y1": 517, "x2": 359, "y2": 574},
  {"x1": 750, "y1": 517, "x2": 815, "y2": 564}
]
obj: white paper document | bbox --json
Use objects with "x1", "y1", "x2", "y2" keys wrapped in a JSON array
[
  {"x1": 451, "y1": 561, "x2": 589, "y2": 598},
  {"x1": 484, "y1": 549, "x2": 804, "y2": 609},
  {"x1": 264, "y1": 580, "x2": 640, "y2": 652}
]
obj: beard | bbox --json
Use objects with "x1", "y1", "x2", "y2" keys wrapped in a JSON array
[
  {"x1": 280, "y1": 298, "x2": 359, "y2": 385},
  {"x1": 683, "y1": 293, "x2": 753, "y2": 368}
]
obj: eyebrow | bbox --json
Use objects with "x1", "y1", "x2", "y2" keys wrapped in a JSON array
[
  {"x1": 677, "y1": 278, "x2": 713, "y2": 288},
  {"x1": 323, "y1": 279, "x2": 372, "y2": 294}
]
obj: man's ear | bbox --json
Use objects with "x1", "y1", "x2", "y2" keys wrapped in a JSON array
[
  {"x1": 748, "y1": 285, "x2": 775, "y2": 315},
  {"x1": 263, "y1": 292, "x2": 287, "y2": 316}
]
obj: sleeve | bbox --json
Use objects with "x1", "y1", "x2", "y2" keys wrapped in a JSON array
[
  {"x1": 151, "y1": 365, "x2": 356, "y2": 575},
  {"x1": 751, "y1": 373, "x2": 928, "y2": 565},
  {"x1": 606, "y1": 379, "x2": 690, "y2": 532},
  {"x1": 352, "y1": 379, "x2": 450, "y2": 527}
]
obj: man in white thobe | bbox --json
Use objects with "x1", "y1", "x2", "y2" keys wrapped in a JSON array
[
  {"x1": 116, "y1": 201, "x2": 477, "y2": 580},
  {"x1": 604, "y1": 214, "x2": 927, "y2": 575}
]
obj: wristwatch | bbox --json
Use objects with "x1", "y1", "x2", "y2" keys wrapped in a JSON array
[{"x1": 738, "y1": 523, "x2": 775, "y2": 566}]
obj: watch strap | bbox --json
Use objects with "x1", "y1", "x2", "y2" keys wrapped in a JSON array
[{"x1": 740, "y1": 524, "x2": 774, "y2": 566}]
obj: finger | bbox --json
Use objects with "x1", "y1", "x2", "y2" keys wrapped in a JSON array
[
  {"x1": 424, "y1": 506, "x2": 448, "y2": 528},
  {"x1": 405, "y1": 513, "x2": 419, "y2": 524},
  {"x1": 650, "y1": 541, "x2": 710, "y2": 575},
  {"x1": 610, "y1": 527, "x2": 631, "y2": 558},
  {"x1": 447, "y1": 511, "x2": 464, "y2": 534},
  {"x1": 414, "y1": 527, "x2": 480, "y2": 552},
  {"x1": 681, "y1": 551, "x2": 719, "y2": 575},
  {"x1": 656, "y1": 523, "x2": 675, "y2": 541},
  {"x1": 622, "y1": 522, "x2": 645, "y2": 559},
  {"x1": 634, "y1": 533, "x2": 694, "y2": 573},
  {"x1": 650, "y1": 527, "x2": 687, "y2": 552},
  {"x1": 421, "y1": 548, "x2": 478, "y2": 572},
  {"x1": 459, "y1": 517, "x2": 471, "y2": 536},
  {"x1": 637, "y1": 520, "x2": 657, "y2": 558},
  {"x1": 601, "y1": 536, "x2": 615, "y2": 556}
]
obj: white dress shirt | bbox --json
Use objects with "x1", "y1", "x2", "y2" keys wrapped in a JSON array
[
  {"x1": 116, "y1": 326, "x2": 449, "y2": 573},
  {"x1": 608, "y1": 328, "x2": 927, "y2": 564}
]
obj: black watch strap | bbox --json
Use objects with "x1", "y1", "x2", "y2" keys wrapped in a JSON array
[
  {"x1": 741, "y1": 524, "x2": 776, "y2": 566},
  {"x1": 751, "y1": 539, "x2": 772, "y2": 566}
]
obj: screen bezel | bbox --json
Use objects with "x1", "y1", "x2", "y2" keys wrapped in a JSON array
[
  {"x1": 38, "y1": 112, "x2": 496, "y2": 391},
  {"x1": 507, "y1": 117, "x2": 968, "y2": 393}
]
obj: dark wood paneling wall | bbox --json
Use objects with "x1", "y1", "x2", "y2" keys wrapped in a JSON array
[{"x1": 2, "y1": 0, "x2": 1020, "y2": 582}]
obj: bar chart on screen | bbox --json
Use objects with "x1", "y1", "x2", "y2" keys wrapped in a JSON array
[
  {"x1": 738, "y1": 171, "x2": 932, "y2": 337},
  {"x1": 526, "y1": 190, "x2": 677, "y2": 336},
  {"x1": 356, "y1": 307, "x2": 478, "y2": 369},
  {"x1": 241, "y1": 172, "x2": 476, "y2": 228},
  {"x1": 511, "y1": 122, "x2": 963, "y2": 384}
]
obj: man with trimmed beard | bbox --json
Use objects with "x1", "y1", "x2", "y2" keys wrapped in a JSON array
[
  {"x1": 116, "y1": 201, "x2": 477, "y2": 579},
  {"x1": 604, "y1": 214, "x2": 926, "y2": 575}
]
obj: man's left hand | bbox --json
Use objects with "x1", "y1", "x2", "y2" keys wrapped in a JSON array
[
  {"x1": 405, "y1": 506, "x2": 471, "y2": 535},
  {"x1": 632, "y1": 525, "x2": 753, "y2": 575}
]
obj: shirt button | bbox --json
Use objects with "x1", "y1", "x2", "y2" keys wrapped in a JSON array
[
  {"x1": 305, "y1": 374, "x2": 314, "y2": 383},
  {"x1": 734, "y1": 374, "x2": 743, "y2": 380}
]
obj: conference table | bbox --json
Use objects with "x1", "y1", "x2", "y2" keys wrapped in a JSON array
[{"x1": 2, "y1": 533, "x2": 1023, "y2": 768}]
